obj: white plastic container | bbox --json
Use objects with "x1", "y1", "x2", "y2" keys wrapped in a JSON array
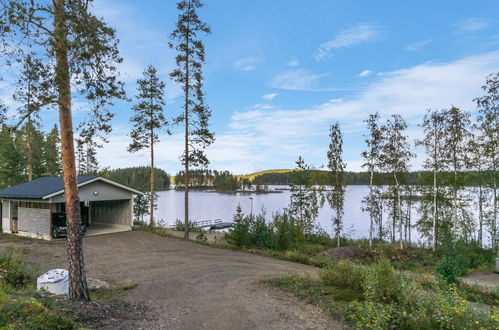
[
  {"x1": 37, "y1": 269, "x2": 69, "y2": 295},
  {"x1": 495, "y1": 258, "x2": 499, "y2": 274}
]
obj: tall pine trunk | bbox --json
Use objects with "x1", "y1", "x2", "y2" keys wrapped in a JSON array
[
  {"x1": 150, "y1": 123, "x2": 155, "y2": 228},
  {"x1": 183, "y1": 27, "x2": 190, "y2": 238},
  {"x1": 369, "y1": 169, "x2": 373, "y2": 247},
  {"x1": 53, "y1": 0, "x2": 89, "y2": 301}
]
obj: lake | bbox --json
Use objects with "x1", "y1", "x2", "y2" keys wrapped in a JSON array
[{"x1": 155, "y1": 185, "x2": 426, "y2": 243}]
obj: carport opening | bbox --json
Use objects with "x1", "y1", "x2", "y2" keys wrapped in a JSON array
[{"x1": 50, "y1": 199, "x2": 132, "y2": 238}]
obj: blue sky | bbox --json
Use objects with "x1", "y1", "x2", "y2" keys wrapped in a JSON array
[{"x1": 2, "y1": 0, "x2": 499, "y2": 174}]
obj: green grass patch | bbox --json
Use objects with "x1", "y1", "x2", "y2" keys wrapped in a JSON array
[{"x1": 90, "y1": 282, "x2": 138, "y2": 303}]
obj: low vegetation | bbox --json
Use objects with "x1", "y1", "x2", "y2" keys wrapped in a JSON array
[
  {"x1": 264, "y1": 259, "x2": 499, "y2": 329},
  {"x1": 0, "y1": 249, "x2": 80, "y2": 329}
]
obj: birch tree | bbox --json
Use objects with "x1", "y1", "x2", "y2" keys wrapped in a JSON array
[
  {"x1": 128, "y1": 65, "x2": 169, "y2": 228},
  {"x1": 361, "y1": 112, "x2": 383, "y2": 247},
  {"x1": 170, "y1": 0, "x2": 214, "y2": 238},
  {"x1": 416, "y1": 109, "x2": 447, "y2": 251},
  {"x1": 327, "y1": 122, "x2": 345, "y2": 247},
  {"x1": 0, "y1": 0, "x2": 125, "y2": 301},
  {"x1": 442, "y1": 106, "x2": 472, "y2": 238},
  {"x1": 289, "y1": 156, "x2": 320, "y2": 235},
  {"x1": 380, "y1": 115, "x2": 413, "y2": 249},
  {"x1": 475, "y1": 72, "x2": 499, "y2": 250}
]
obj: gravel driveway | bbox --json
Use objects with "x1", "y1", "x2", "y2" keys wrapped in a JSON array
[{"x1": 1, "y1": 231, "x2": 346, "y2": 329}]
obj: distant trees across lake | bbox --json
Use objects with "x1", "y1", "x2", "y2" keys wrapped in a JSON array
[{"x1": 103, "y1": 167, "x2": 170, "y2": 192}]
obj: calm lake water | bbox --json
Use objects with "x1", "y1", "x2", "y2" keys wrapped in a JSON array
[{"x1": 155, "y1": 185, "x2": 426, "y2": 242}]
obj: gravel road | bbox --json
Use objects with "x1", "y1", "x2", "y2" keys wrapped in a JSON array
[{"x1": 1, "y1": 231, "x2": 346, "y2": 329}]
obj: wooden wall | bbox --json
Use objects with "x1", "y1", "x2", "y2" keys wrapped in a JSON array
[{"x1": 90, "y1": 199, "x2": 132, "y2": 226}]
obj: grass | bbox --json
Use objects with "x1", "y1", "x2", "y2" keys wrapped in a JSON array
[
  {"x1": 90, "y1": 282, "x2": 138, "y2": 303},
  {"x1": 263, "y1": 259, "x2": 499, "y2": 329}
]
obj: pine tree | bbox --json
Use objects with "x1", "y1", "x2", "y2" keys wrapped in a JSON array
[
  {"x1": 44, "y1": 125, "x2": 62, "y2": 176},
  {"x1": 0, "y1": 125, "x2": 25, "y2": 188},
  {"x1": 128, "y1": 65, "x2": 169, "y2": 228},
  {"x1": 416, "y1": 109, "x2": 447, "y2": 251},
  {"x1": 380, "y1": 114, "x2": 413, "y2": 249},
  {"x1": 327, "y1": 122, "x2": 345, "y2": 247},
  {"x1": 474, "y1": 72, "x2": 499, "y2": 251},
  {"x1": 361, "y1": 112, "x2": 383, "y2": 247},
  {"x1": 1, "y1": 0, "x2": 126, "y2": 301},
  {"x1": 13, "y1": 54, "x2": 51, "y2": 181},
  {"x1": 170, "y1": 0, "x2": 214, "y2": 238}
]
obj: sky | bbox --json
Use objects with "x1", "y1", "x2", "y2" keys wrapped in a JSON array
[{"x1": 2, "y1": 0, "x2": 499, "y2": 175}]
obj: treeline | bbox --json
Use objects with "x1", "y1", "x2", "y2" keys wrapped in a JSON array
[
  {"x1": 250, "y1": 169, "x2": 499, "y2": 187},
  {"x1": 102, "y1": 167, "x2": 170, "y2": 192},
  {"x1": 174, "y1": 169, "x2": 249, "y2": 192},
  {"x1": 0, "y1": 122, "x2": 61, "y2": 189}
]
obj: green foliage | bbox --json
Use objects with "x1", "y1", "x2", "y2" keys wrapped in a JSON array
[
  {"x1": 104, "y1": 166, "x2": 170, "y2": 191},
  {"x1": 436, "y1": 256, "x2": 461, "y2": 284},
  {"x1": 364, "y1": 259, "x2": 411, "y2": 304},
  {"x1": 226, "y1": 205, "x2": 250, "y2": 247},
  {"x1": 320, "y1": 260, "x2": 363, "y2": 292},
  {"x1": 0, "y1": 250, "x2": 31, "y2": 288},
  {"x1": 212, "y1": 170, "x2": 240, "y2": 192},
  {"x1": 345, "y1": 301, "x2": 395, "y2": 330},
  {"x1": 0, "y1": 251, "x2": 78, "y2": 329},
  {"x1": 250, "y1": 215, "x2": 273, "y2": 249}
]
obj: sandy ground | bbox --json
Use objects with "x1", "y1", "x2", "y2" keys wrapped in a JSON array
[
  {"x1": 0, "y1": 231, "x2": 346, "y2": 329},
  {"x1": 461, "y1": 270, "x2": 499, "y2": 289}
]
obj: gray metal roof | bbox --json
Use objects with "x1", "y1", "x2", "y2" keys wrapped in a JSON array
[{"x1": 0, "y1": 176, "x2": 98, "y2": 199}]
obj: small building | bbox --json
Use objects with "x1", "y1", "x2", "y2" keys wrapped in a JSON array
[{"x1": 0, "y1": 176, "x2": 143, "y2": 240}]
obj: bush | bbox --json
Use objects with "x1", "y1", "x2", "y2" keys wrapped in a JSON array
[
  {"x1": 250, "y1": 215, "x2": 273, "y2": 249},
  {"x1": 271, "y1": 213, "x2": 303, "y2": 251},
  {"x1": 436, "y1": 256, "x2": 461, "y2": 284},
  {"x1": 320, "y1": 260, "x2": 364, "y2": 293},
  {"x1": 364, "y1": 259, "x2": 409, "y2": 303},
  {"x1": 345, "y1": 301, "x2": 395, "y2": 330},
  {"x1": 0, "y1": 250, "x2": 31, "y2": 288}
]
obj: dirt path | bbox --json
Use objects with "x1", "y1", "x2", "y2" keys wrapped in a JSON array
[
  {"x1": 0, "y1": 231, "x2": 346, "y2": 329},
  {"x1": 461, "y1": 270, "x2": 499, "y2": 289}
]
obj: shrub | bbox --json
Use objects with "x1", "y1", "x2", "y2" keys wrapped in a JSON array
[
  {"x1": 0, "y1": 250, "x2": 31, "y2": 288},
  {"x1": 283, "y1": 250, "x2": 311, "y2": 265},
  {"x1": 345, "y1": 301, "x2": 395, "y2": 330},
  {"x1": 436, "y1": 256, "x2": 460, "y2": 284},
  {"x1": 364, "y1": 259, "x2": 409, "y2": 303},
  {"x1": 271, "y1": 213, "x2": 303, "y2": 251},
  {"x1": 250, "y1": 215, "x2": 273, "y2": 249},
  {"x1": 320, "y1": 260, "x2": 364, "y2": 293}
]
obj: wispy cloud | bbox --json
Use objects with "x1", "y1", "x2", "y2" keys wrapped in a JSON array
[
  {"x1": 405, "y1": 39, "x2": 432, "y2": 51},
  {"x1": 270, "y1": 69, "x2": 328, "y2": 91},
  {"x1": 287, "y1": 59, "x2": 299, "y2": 67},
  {"x1": 262, "y1": 93, "x2": 278, "y2": 100},
  {"x1": 454, "y1": 18, "x2": 491, "y2": 33},
  {"x1": 314, "y1": 24, "x2": 380, "y2": 61},
  {"x1": 233, "y1": 57, "x2": 260, "y2": 71},
  {"x1": 358, "y1": 70, "x2": 373, "y2": 78}
]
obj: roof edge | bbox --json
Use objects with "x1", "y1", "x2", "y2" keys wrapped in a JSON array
[{"x1": 42, "y1": 177, "x2": 144, "y2": 199}]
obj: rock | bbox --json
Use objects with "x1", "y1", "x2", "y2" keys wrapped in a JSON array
[{"x1": 88, "y1": 277, "x2": 110, "y2": 290}]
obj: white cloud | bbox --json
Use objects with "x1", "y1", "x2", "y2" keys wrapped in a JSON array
[
  {"x1": 98, "y1": 51, "x2": 499, "y2": 173},
  {"x1": 233, "y1": 57, "x2": 260, "y2": 71},
  {"x1": 287, "y1": 59, "x2": 299, "y2": 66},
  {"x1": 262, "y1": 93, "x2": 278, "y2": 100},
  {"x1": 405, "y1": 39, "x2": 432, "y2": 51},
  {"x1": 314, "y1": 24, "x2": 380, "y2": 61},
  {"x1": 270, "y1": 69, "x2": 328, "y2": 91},
  {"x1": 454, "y1": 18, "x2": 491, "y2": 33},
  {"x1": 358, "y1": 70, "x2": 373, "y2": 77}
]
